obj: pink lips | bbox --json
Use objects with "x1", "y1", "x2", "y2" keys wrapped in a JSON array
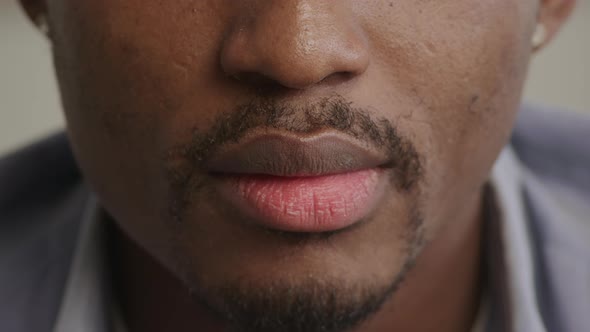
[
  {"x1": 218, "y1": 169, "x2": 385, "y2": 233},
  {"x1": 207, "y1": 132, "x2": 390, "y2": 233}
]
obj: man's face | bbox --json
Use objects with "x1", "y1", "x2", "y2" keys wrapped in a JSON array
[{"x1": 43, "y1": 0, "x2": 541, "y2": 331}]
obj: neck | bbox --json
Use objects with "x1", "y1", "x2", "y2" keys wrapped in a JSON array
[{"x1": 111, "y1": 188, "x2": 487, "y2": 332}]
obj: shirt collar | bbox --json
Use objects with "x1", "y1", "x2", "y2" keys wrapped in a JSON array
[
  {"x1": 53, "y1": 194, "x2": 112, "y2": 332},
  {"x1": 489, "y1": 147, "x2": 546, "y2": 332},
  {"x1": 53, "y1": 146, "x2": 544, "y2": 332}
]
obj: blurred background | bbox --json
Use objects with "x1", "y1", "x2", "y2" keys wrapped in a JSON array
[{"x1": 0, "y1": 1, "x2": 588, "y2": 156}]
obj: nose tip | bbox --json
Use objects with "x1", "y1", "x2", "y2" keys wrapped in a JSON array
[{"x1": 220, "y1": 3, "x2": 369, "y2": 90}]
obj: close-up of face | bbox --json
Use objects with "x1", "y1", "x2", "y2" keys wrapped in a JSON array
[{"x1": 17, "y1": 0, "x2": 575, "y2": 331}]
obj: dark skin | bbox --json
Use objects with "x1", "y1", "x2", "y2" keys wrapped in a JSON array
[{"x1": 21, "y1": 1, "x2": 575, "y2": 331}]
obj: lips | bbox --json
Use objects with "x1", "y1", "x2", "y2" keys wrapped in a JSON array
[
  {"x1": 207, "y1": 132, "x2": 388, "y2": 176},
  {"x1": 207, "y1": 132, "x2": 390, "y2": 233}
]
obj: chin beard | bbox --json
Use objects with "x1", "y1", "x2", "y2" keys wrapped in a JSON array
[
  {"x1": 187, "y1": 249, "x2": 420, "y2": 332},
  {"x1": 193, "y1": 278, "x2": 393, "y2": 332},
  {"x1": 161, "y1": 95, "x2": 427, "y2": 332},
  {"x1": 177, "y1": 205, "x2": 426, "y2": 332}
]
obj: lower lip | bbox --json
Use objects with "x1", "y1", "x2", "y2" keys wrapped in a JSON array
[{"x1": 215, "y1": 169, "x2": 386, "y2": 233}]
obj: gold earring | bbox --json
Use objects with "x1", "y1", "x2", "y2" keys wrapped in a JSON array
[
  {"x1": 34, "y1": 14, "x2": 50, "y2": 36},
  {"x1": 532, "y1": 24, "x2": 547, "y2": 49}
]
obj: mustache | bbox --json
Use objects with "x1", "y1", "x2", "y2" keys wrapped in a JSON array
[{"x1": 164, "y1": 96, "x2": 423, "y2": 192}]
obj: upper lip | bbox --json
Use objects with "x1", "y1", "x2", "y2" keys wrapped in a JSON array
[{"x1": 206, "y1": 131, "x2": 389, "y2": 177}]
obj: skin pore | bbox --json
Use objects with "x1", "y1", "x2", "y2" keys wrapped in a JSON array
[{"x1": 20, "y1": 0, "x2": 574, "y2": 331}]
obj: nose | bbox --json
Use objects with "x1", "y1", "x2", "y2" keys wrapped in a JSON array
[{"x1": 220, "y1": 1, "x2": 370, "y2": 90}]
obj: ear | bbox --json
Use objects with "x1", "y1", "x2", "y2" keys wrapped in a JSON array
[
  {"x1": 534, "y1": 0, "x2": 577, "y2": 51},
  {"x1": 18, "y1": 0, "x2": 48, "y2": 31}
]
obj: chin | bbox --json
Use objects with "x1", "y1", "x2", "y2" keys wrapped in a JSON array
[
  {"x1": 183, "y1": 260, "x2": 410, "y2": 332},
  {"x1": 162, "y1": 215, "x2": 423, "y2": 332}
]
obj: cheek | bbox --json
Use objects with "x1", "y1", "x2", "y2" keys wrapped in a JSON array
[
  {"x1": 360, "y1": 1, "x2": 535, "y2": 228},
  {"x1": 420, "y1": 7, "x2": 532, "y2": 194},
  {"x1": 52, "y1": 0, "x2": 227, "y2": 127},
  {"x1": 50, "y1": 1, "x2": 228, "y2": 185},
  {"x1": 48, "y1": 1, "x2": 233, "y2": 248}
]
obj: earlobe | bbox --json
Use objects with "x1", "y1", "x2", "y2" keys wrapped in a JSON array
[
  {"x1": 534, "y1": 0, "x2": 577, "y2": 50},
  {"x1": 531, "y1": 24, "x2": 547, "y2": 51}
]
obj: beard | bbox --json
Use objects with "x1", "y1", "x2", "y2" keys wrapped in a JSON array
[
  {"x1": 193, "y1": 254, "x2": 420, "y2": 332},
  {"x1": 198, "y1": 276, "x2": 402, "y2": 332},
  {"x1": 162, "y1": 95, "x2": 426, "y2": 332},
  {"x1": 178, "y1": 206, "x2": 425, "y2": 332}
]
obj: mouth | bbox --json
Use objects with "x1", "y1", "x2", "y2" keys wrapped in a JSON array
[{"x1": 207, "y1": 131, "x2": 390, "y2": 233}]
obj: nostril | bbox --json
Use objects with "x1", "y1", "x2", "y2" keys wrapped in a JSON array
[
  {"x1": 228, "y1": 71, "x2": 294, "y2": 94},
  {"x1": 228, "y1": 70, "x2": 358, "y2": 92},
  {"x1": 318, "y1": 72, "x2": 358, "y2": 87},
  {"x1": 229, "y1": 72, "x2": 282, "y2": 88}
]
